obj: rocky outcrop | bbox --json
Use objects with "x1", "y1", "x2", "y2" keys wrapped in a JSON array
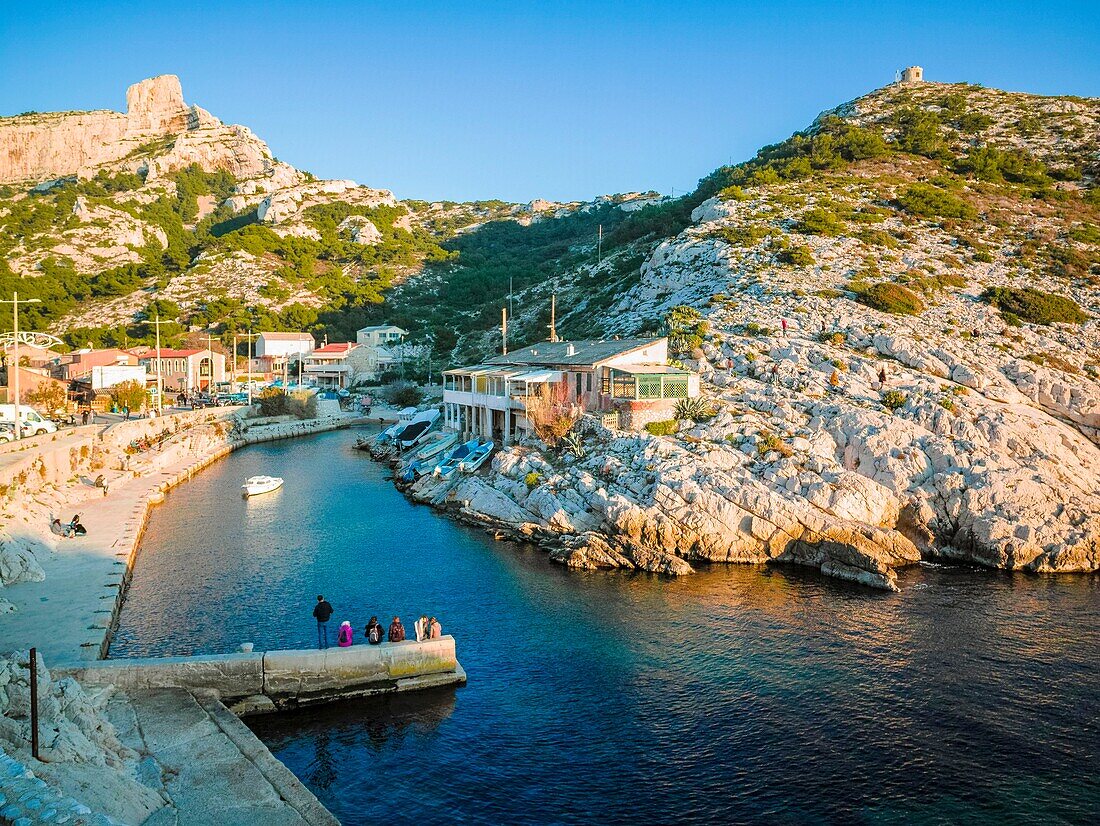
[
  {"x1": 0, "y1": 651, "x2": 165, "y2": 824},
  {"x1": 0, "y1": 75, "x2": 253, "y2": 184}
]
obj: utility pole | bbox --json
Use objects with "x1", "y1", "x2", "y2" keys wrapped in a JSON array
[
  {"x1": 1, "y1": 292, "x2": 42, "y2": 439},
  {"x1": 548, "y1": 294, "x2": 558, "y2": 343},
  {"x1": 247, "y1": 329, "x2": 254, "y2": 406},
  {"x1": 597, "y1": 224, "x2": 603, "y2": 266},
  {"x1": 509, "y1": 276, "x2": 514, "y2": 322},
  {"x1": 206, "y1": 330, "x2": 214, "y2": 394},
  {"x1": 501, "y1": 307, "x2": 508, "y2": 355},
  {"x1": 140, "y1": 315, "x2": 172, "y2": 414}
]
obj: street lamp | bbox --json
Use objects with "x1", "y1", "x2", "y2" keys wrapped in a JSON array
[{"x1": 0, "y1": 292, "x2": 43, "y2": 440}]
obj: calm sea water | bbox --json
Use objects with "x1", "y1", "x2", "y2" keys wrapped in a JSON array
[{"x1": 112, "y1": 430, "x2": 1100, "y2": 825}]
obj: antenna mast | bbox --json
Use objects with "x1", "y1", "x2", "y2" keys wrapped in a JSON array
[{"x1": 548, "y1": 294, "x2": 558, "y2": 343}]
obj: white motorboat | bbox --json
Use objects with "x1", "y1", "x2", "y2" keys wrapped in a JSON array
[
  {"x1": 242, "y1": 475, "x2": 284, "y2": 496},
  {"x1": 459, "y1": 440, "x2": 494, "y2": 473}
]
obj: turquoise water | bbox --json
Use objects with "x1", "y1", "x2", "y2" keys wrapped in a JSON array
[{"x1": 112, "y1": 430, "x2": 1100, "y2": 825}]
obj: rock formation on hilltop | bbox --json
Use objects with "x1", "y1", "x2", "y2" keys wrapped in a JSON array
[{"x1": 0, "y1": 75, "x2": 260, "y2": 183}]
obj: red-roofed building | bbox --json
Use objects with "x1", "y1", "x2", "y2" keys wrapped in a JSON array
[{"x1": 133, "y1": 348, "x2": 226, "y2": 392}]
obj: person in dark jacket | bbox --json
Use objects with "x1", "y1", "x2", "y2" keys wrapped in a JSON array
[
  {"x1": 313, "y1": 595, "x2": 334, "y2": 649},
  {"x1": 388, "y1": 616, "x2": 405, "y2": 643},
  {"x1": 365, "y1": 616, "x2": 384, "y2": 645}
]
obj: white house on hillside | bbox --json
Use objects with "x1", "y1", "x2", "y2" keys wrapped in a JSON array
[
  {"x1": 255, "y1": 332, "x2": 316, "y2": 359},
  {"x1": 356, "y1": 325, "x2": 407, "y2": 347}
]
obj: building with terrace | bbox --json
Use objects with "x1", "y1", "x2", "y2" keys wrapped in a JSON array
[{"x1": 442, "y1": 337, "x2": 698, "y2": 443}]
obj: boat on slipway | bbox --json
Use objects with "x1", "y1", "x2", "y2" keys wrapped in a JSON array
[
  {"x1": 242, "y1": 475, "x2": 284, "y2": 496},
  {"x1": 400, "y1": 431, "x2": 459, "y2": 481},
  {"x1": 354, "y1": 407, "x2": 418, "y2": 451},
  {"x1": 394, "y1": 409, "x2": 441, "y2": 450},
  {"x1": 434, "y1": 439, "x2": 479, "y2": 480},
  {"x1": 460, "y1": 440, "x2": 494, "y2": 472}
]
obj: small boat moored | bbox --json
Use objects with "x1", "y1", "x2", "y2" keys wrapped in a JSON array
[
  {"x1": 242, "y1": 475, "x2": 284, "y2": 496},
  {"x1": 434, "y1": 439, "x2": 479, "y2": 480}
]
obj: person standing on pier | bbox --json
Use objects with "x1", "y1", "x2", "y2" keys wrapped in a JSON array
[{"x1": 313, "y1": 595, "x2": 334, "y2": 649}]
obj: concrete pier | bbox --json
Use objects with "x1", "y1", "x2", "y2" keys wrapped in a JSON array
[{"x1": 61, "y1": 637, "x2": 466, "y2": 712}]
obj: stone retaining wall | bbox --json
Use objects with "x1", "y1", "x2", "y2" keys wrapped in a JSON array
[{"x1": 61, "y1": 637, "x2": 464, "y2": 710}]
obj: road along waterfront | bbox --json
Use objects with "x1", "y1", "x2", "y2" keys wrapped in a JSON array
[{"x1": 115, "y1": 428, "x2": 1100, "y2": 825}]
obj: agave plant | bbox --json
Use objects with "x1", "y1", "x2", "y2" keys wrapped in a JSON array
[
  {"x1": 674, "y1": 396, "x2": 714, "y2": 421},
  {"x1": 561, "y1": 428, "x2": 586, "y2": 458}
]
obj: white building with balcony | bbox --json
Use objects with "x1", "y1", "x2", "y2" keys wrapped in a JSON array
[
  {"x1": 442, "y1": 338, "x2": 699, "y2": 443},
  {"x1": 356, "y1": 325, "x2": 408, "y2": 347}
]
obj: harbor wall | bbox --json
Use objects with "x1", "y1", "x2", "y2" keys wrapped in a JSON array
[{"x1": 60, "y1": 637, "x2": 464, "y2": 711}]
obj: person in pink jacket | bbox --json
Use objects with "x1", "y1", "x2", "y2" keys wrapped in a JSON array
[{"x1": 337, "y1": 621, "x2": 354, "y2": 647}]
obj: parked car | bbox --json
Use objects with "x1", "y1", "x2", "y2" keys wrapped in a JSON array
[{"x1": 0, "y1": 422, "x2": 15, "y2": 443}]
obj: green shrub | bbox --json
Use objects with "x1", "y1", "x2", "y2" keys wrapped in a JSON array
[
  {"x1": 645, "y1": 419, "x2": 678, "y2": 437},
  {"x1": 524, "y1": 471, "x2": 542, "y2": 489},
  {"x1": 780, "y1": 244, "x2": 815, "y2": 266},
  {"x1": 674, "y1": 397, "x2": 714, "y2": 421},
  {"x1": 666, "y1": 305, "x2": 707, "y2": 355},
  {"x1": 881, "y1": 390, "x2": 908, "y2": 412},
  {"x1": 1069, "y1": 224, "x2": 1100, "y2": 245},
  {"x1": 891, "y1": 108, "x2": 944, "y2": 157},
  {"x1": 255, "y1": 388, "x2": 318, "y2": 419},
  {"x1": 982, "y1": 287, "x2": 1088, "y2": 325},
  {"x1": 796, "y1": 207, "x2": 846, "y2": 237},
  {"x1": 716, "y1": 224, "x2": 773, "y2": 247},
  {"x1": 854, "y1": 282, "x2": 925, "y2": 315},
  {"x1": 897, "y1": 184, "x2": 977, "y2": 221},
  {"x1": 383, "y1": 381, "x2": 424, "y2": 408}
]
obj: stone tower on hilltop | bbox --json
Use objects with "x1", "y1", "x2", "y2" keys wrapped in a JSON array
[{"x1": 900, "y1": 66, "x2": 924, "y2": 84}]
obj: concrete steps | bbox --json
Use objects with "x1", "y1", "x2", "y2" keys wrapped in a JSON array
[{"x1": 124, "y1": 689, "x2": 337, "y2": 826}]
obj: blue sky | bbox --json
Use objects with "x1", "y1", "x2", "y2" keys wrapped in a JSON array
[{"x1": 1, "y1": 1, "x2": 1096, "y2": 202}]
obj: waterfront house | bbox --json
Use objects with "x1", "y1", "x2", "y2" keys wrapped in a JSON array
[
  {"x1": 442, "y1": 337, "x2": 699, "y2": 443},
  {"x1": 134, "y1": 348, "x2": 226, "y2": 392}
]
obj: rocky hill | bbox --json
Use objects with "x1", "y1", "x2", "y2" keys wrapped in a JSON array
[{"x1": 402, "y1": 75, "x2": 1100, "y2": 588}]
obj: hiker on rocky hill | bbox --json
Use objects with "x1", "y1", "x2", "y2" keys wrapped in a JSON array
[
  {"x1": 313, "y1": 595, "x2": 334, "y2": 649},
  {"x1": 878, "y1": 365, "x2": 888, "y2": 386}
]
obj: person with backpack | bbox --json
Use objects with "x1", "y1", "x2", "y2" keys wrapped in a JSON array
[
  {"x1": 337, "y1": 621, "x2": 354, "y2": 647},
  {"x1": 388, "y1": 616, "x2": 406, "y2": 643},
  {"x1": 313, "y1": 595, "x2": 334, "y2": 649},
  {"x1": 365, "y1": 616, "x2": 384, "y2": 645}
]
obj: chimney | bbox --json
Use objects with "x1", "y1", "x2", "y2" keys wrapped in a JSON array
[{"x1": 566, "y1": 343, "x2": 576, "y2": 357}]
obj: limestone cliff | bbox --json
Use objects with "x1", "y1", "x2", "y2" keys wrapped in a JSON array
[{"x1": 0, "y1": 75, "x2": 268, "y2": 184}]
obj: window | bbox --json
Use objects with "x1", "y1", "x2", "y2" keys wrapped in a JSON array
[
  {"x1": 585, "y1": 372, "x2": 592, "y2": 393},
  {"x1": 637, "y1": 376, "x2": 662, "y2": 399},
  {"x1": 601, "y1": 372, "x2": 611, "y2": 394},
  {"x1": 662, "y1": 377, "x2": 689, "y2": 398},
  {"x1": 611, "y1": 373, "x2": 635, "y2": 399},
  {"x1": 575, "y1": 372, "x2": 582, "y2": 397}
]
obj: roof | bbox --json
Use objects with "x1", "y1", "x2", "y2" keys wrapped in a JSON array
[
  {"x1": 138, "y1": 348, "x2": 202, "y2": 358},
  {"x1": 258, "y1": 332, "x2": 315, "y2": 341},
  {"x1": 357, "y1": 325, "x2": 408, "y2": 334},
  {"x1": 310, "y1": 342, "x2": 356, "y2": 355},
  {"x1": 487, "y1": 338, "x2": 664, "y2": 367},
  {"x1": 610, "y1": 365, "x2": 691, "y2": 375}
]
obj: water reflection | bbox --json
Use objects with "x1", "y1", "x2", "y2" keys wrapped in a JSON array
[{"x1": 113, "y1": 431, "x2": 1100, "y2": 825}]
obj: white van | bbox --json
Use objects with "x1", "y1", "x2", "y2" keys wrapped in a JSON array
[{"x1": 0, "y1": 404, "x2": 58, "y2": 437}]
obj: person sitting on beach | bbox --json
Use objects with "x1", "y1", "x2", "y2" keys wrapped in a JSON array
[
  {"x1": 428, "y1": 617, "x2": 442, "y2": 640},
  {"x1": 388, "y1": 616, "x2": 405, "y2": 643},
  {"x1": 69, "y1": 514, "x2": 86, "y2": 536},
  {"x1": 366, "y1": 616, "x2": 384, "y2": 645},
  {"x1": 337, "y1": 621, "x2": 354, "y2": 647},
  {"x1": 414, "y1": 615, "x2": 428, "y2": 642},
  {"x1": 52, "y1": 518, "x2": 73, "y2": 538}
]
